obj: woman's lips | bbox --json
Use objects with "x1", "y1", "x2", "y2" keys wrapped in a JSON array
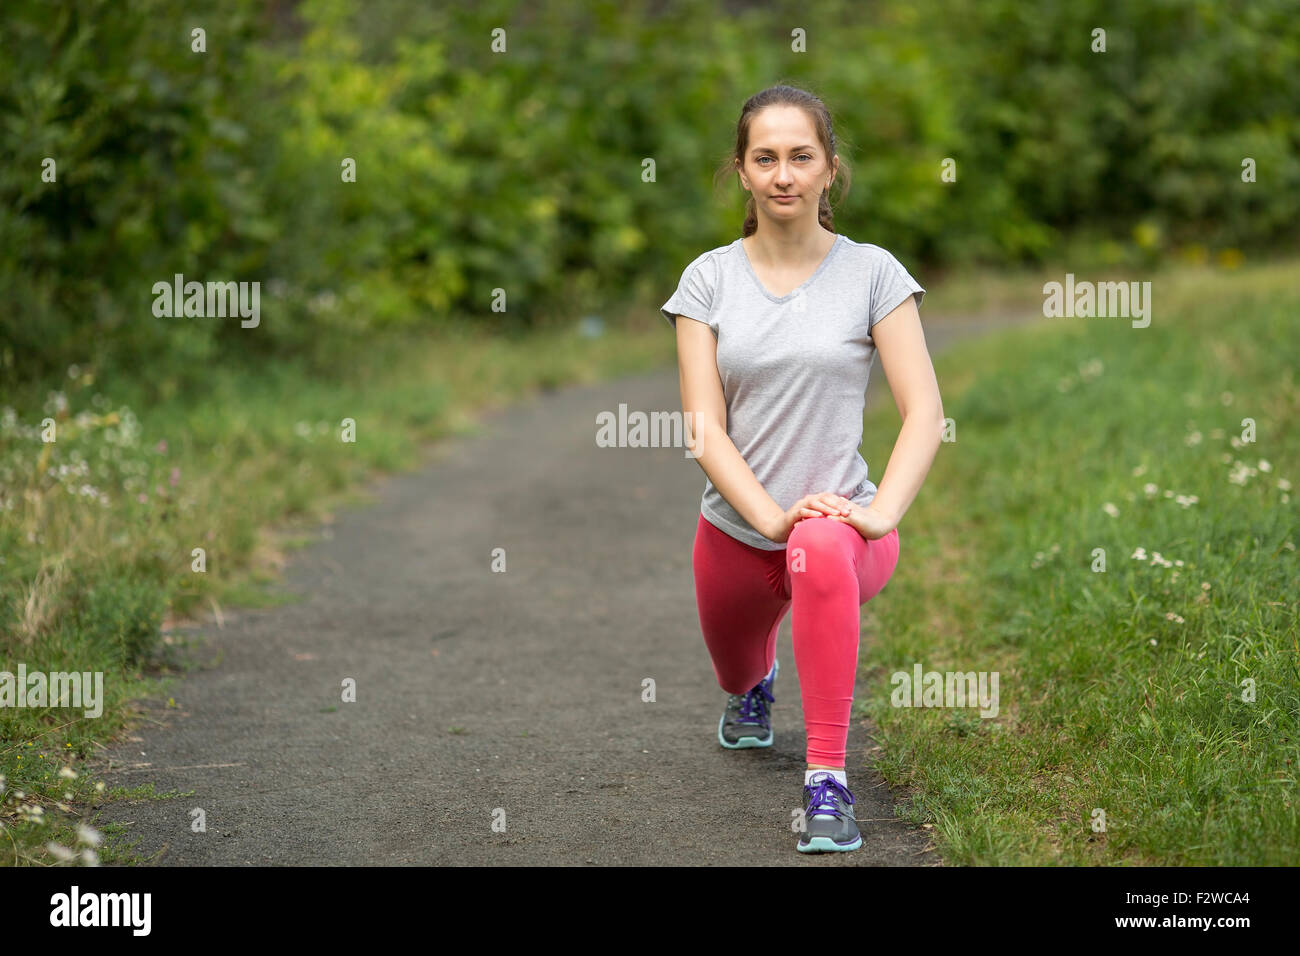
[{"x1": 773, "y1": 195, "x2": 798, "y2": 202}]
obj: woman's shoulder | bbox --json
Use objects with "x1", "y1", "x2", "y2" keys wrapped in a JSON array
[
  {"x1": 839, "y1": 234, "x2": 903, "y2": 262},
  {"x1": 681, "y1": 238, "x2": 743, "y2": 273},
  {"x1": 838, "y1": 236, "x2": 924, "y2": 281}
]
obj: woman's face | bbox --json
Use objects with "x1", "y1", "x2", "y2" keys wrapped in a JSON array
[{"x1": 737, "y1": 105, "x2": 836, "y2": 223}]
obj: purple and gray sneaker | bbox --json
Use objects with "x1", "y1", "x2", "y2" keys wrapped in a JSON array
[
  {"x1": 718, "y1": 659, "x2": 778, "y2": 749},
  {"x1": 797, "y1": 771, "x2": 862, "y2": 852}
]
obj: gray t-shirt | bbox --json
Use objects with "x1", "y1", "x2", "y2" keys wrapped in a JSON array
[{"x1": 660, "y1": 232, "x2": 925, "y2": 550}]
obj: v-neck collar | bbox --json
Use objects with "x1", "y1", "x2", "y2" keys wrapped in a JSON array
[{"x1": 736, "y1": 233, "x2": 844, "y2": 303}]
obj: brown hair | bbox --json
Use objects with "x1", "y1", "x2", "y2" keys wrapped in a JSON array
[{"x1": 713, "y1": 84, "x2": 852, "y2": 238}]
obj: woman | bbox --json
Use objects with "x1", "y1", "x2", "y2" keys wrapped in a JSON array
[{"x1": 660, "y1": 84, "x2": 944, "y2": 853}]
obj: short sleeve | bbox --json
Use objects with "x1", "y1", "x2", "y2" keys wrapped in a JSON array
[
  {"x1": 660, "y1": 255, "x2": 715, "y2": 330},
  {"x1": 868, "y1": 249, "x2": 925, "y2": 329}
]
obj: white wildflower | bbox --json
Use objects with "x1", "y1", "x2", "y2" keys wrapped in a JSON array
[{"x1": 45, "y1": 843, "x2": 77, "y2": 863}]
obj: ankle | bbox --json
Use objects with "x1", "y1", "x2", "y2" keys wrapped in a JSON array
[{"x1": 804, "y1": 766, "x2": 848, "y2": 787}]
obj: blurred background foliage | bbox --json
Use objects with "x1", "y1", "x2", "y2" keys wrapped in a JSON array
[{"x1": 2, "y1": 0, "x2": 1297, "y2": 394}]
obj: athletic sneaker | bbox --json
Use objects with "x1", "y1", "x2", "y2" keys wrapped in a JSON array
[
  {"x1": 797, "y1": 771, "x2": 862, "y2": 853},
  {"x1": 717, "y1": 658, "x2": 779, "y2": 749}
]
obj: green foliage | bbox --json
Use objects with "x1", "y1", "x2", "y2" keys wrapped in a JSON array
[
  {"x1": 2, "y1": 0, "x2": 1298, "y2": 390},
  {"x1": 0, "y1": 0, "x2": 266, "y2": 387},
  {"x1": 71, "y1": 570, "x2": 170, "y2": 670}
]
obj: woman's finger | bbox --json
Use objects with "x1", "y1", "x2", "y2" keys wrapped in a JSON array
[{"x1": 819, "y1": 494, "x2": 850, "y2": 514}]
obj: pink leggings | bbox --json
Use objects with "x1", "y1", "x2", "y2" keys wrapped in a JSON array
[{"x1": 692, "y1": 512, "x2": 900, "y2": 767}]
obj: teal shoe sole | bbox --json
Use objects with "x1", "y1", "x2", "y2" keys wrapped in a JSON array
[
  {"x1": 717, "y1": 713, "x2": 773, "y2": 748},
  {"x1": 797, "y1": 834, "x2": 863, "y2": 853}
]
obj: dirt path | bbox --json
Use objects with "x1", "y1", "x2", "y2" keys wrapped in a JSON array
[{"x1": 89, "y1": 310, "x2": 1042, "y2": 865}]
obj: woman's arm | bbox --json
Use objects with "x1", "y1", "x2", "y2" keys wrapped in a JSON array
[
  {"x1": 844, "y1": 294, "x2": 945, "y2": 533},
  {"x1": 674, "y1": 315, "x2": 787, "y2": 541}
]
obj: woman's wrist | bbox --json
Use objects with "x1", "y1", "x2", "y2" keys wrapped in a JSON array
[
  {"x1": 865, "y1": 501, "x2": 899, "y2": 526},
  {"x1": 759, "y1": 505, "x2": 786, "y2": 541},
  {"x1": 849, "y1": 502, "x2": 899, "y2": 539}
]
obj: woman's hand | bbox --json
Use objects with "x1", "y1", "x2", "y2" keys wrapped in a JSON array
[
  {"x1": 826, "y1": 502, "x2": 896, "y2": 541},
  {"x1": 764, "y1": 492, "x2": 857, "y2": 544}
]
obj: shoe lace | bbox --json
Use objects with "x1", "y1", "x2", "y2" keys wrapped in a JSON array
[
  {"x1": 734, "y1": 681, "x2": 774, "y2": 724},
  {"x1": 804, "y1": 775, "x2": 855, "y2": 819}
]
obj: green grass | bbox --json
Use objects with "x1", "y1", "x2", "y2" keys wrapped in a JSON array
[{"x1": 858, "y1": 257, "x2": 1299, "y2": 864}]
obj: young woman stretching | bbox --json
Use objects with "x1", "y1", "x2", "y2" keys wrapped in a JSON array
[{"x1": 661, "y1": 84, "x2": 944, "y2": 853}]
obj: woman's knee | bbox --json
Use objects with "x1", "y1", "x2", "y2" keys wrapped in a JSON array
[{"x1": 786, "y1": 518, "x2": 854, "y2": 580}]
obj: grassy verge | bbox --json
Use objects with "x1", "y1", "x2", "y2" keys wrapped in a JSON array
[{"x1": 857, "y1": 257, "x2": 1299, "y2": 864}]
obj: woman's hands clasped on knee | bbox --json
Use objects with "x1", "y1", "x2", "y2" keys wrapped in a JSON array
[{"x1": 763, "y1": 492, "x2": 856, "y2": 544}]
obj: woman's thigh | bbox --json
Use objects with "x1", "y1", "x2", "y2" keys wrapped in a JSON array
[{"x1": 691, "y1": 514, "x2": 790, "y2": 692}]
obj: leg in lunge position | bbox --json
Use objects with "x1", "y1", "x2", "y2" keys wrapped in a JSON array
[
  {"x1": 786, "y1": 516, "x2": 900, "y2": 853},
  {"x1": 691, "y1": 514, "x2": 790, "y2": 748}
]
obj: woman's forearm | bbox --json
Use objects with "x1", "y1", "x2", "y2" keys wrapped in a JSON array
[
  {"x1": 865, "y1": 406, "x2": 945, "y2": 527},
  {"x1": 689, "y1": 420, "x2": 784, "y2": 540}
]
